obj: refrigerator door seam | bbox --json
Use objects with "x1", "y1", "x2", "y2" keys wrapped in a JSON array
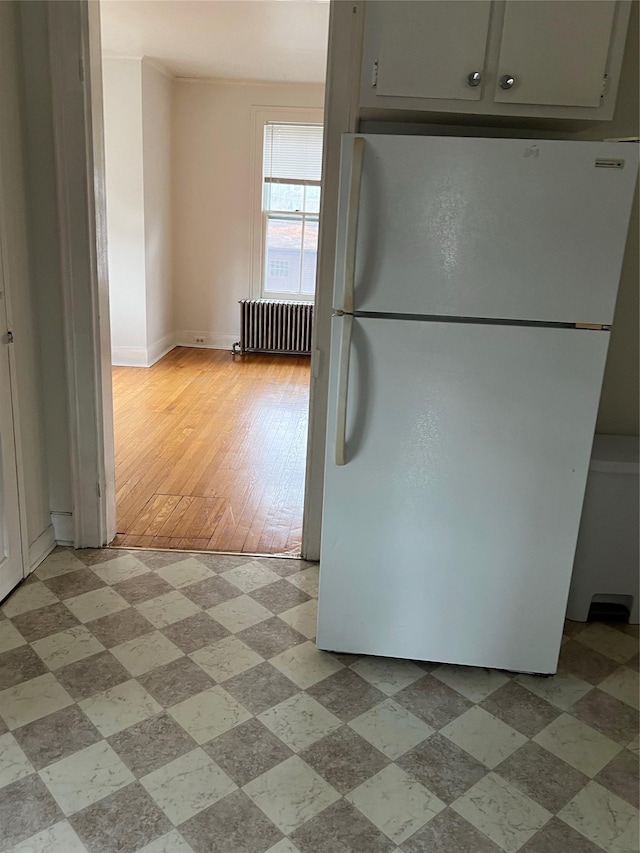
[{"x1": 351, "y1": 311, "x2": 582, "y2": 329}]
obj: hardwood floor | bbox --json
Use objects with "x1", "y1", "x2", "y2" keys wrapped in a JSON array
[{"x1": 110, "y1": 347, "x2": 310, "y2": 555}]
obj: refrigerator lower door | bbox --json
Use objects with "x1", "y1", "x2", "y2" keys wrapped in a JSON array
[{"x1": 318, "y1": 316, "x2": 609, "y2": 673}]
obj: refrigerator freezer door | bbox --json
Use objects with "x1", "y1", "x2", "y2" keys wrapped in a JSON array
[
  {"x1": 318, "y1": 316, "x2": 609, "y2": 673},
  {"x1": 334, "y1": 135, "x2": 638, "y2": 324}
]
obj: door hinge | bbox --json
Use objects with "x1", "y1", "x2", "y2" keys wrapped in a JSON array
[
  {"x1": 312, "y1": 348, "x2": 322, "y2": 379},
  {"x1": 97, "y1": 481, "x2": 101, "y2": 499},
  {"x1": 78, "y1": 53, "x2": 85, "y2": 84},
  {"x1": 4, "y1": 330, "x2": 14, "y2": 344},
  {"x1": 601, "y1": 74, "x2": 608, "y2": 99},
  {"x1": 371, "y1": 60, "x2": 378, "y2": 88}
]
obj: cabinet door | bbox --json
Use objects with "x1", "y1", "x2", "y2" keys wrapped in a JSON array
[
  {"x1": 375, "y1": 1, "x2": 492, "y2": 101},
  {"x1": 0, "y1": 292, "x2": 23, "y2": 602},
  {"x1": 495, "y1": 1, "x2": 616, "y2": 107}
]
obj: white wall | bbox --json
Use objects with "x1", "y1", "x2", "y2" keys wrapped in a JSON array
[
  {"x1": 105, "y1": 71, "x2": 322, "y2": 358},
  {"x1": 172, "y1": 79, "x2": 325, "y2": 349},
  {"x1": 103, "y1": 56, "x2": 174, "y2": 367},
  {"x1": 574, "y1": 2, "x2": 639, "y2": 436},
  {"x1": 103, "y1": 57, "x2": 147, "y2": 364},
  {"x1": 142, "y1": 59, "x2": 174, "y2": 362}
]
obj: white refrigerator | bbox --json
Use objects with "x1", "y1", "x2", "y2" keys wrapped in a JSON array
[{"x1": 317, "y1": 134, "x2": 638, "y2": 675}]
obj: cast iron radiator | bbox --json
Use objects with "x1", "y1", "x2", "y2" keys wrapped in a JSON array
[{"x1": 233, "y1": 299, "x2": 313, "y2": 355}]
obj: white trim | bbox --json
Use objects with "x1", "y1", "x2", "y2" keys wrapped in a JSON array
[
  {"x1": 140, "y1": 56, "x2": 173, "y2": 80},
  {"x1": 176, "y1": 332, "x2": 238, "y2": 351},
  {"x1": 28, "y1": 525, "x2": 56, "y2": 574},
  {"x1": 48, "y1": 1, "x2": 113, "y2": 548},
  {"x1": 102, "y1": 54, "x2": 173, "y2": 82},
  {"x1": 177, "y1": 78, "x2": 325, "y2": 89},
  {"x1": 260, "y1": 292, "x2": 315, "y2": 303},
  {"x1": 101, "y1": 52, "x2": 144, "y2": 61},
  {"x1": 0, "y1": 4, "x2": 30, "y2": 579},
  {"x1": 111, "y1": 333, "x2": 177, "y2": 367},
  {"x1": 302, "y1": 1, "x2": 363, "y2": 560},
  {"x1": 250, "y1": 106, "x2": 324, "y2": 302},
  {"x1": 51, "y1": 512, "x2": 74, "y2": 545},
  {"x1": 111, "y1": 347, "x2": 150, "y2": 368},
  {"x1": 87, "y1": 1, "x2": 117, "y2": 544},
  {"x1": 147, "y1": 332, "x2": 177, "y2": 365}
]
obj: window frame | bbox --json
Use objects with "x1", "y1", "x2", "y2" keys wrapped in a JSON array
[{"x1": 250, "y1": 107, "x2": 324, "y2": 302}]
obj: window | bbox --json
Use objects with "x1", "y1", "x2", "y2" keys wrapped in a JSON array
[{"x1": 261, "y1": 122, "x2": 323, "y2": 300}]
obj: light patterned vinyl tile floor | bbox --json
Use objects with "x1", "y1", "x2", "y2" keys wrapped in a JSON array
[{"x1": 0, "y1": 547, "x2": 638, "y2": 853}]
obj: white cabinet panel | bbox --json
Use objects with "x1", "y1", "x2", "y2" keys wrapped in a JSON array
[
  {"x1": 495, "y1": 1, "x2": 616, "y2": 107},
  {"x1": 359, "y1": 0, "x2": 631, "y2": 121},
  {"x1": 318, "y1": 317, "x2": 609, "y2": 673},
  {"x1": 376, "y1": 1, "x2": 491, "y2": 101}
]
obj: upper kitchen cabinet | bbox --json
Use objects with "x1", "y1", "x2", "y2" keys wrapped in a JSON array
[
  {"x1": 360, "y1": 0, "x2": 632, "y2": 121},
  {"x1": 494, "y1": 2, "x2": 616, "y2": 108},
  {"x1": 374, "y1": 1, "x2": 492, "y2": 102}
]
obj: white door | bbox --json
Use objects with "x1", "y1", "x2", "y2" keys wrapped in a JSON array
[
  {"x1": 0, "y1": 280, "x2": 23, "y2": 601},
  {"x1": 318, "y1": 316, "x2": 609, "y2": 673},
  {"x1": 335, "y1": 135, "x2": 638, "y2": 323},
  {"x1": 374, "y1": 1, "x2": 492, "y2": 101},
  {"x1": 494, "y1": 2, "x2": 616, "y2": 108}
]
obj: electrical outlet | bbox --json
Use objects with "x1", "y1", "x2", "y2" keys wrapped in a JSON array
[{"x1": 195, "y1": 336, "x2": 205, "y2": 344}]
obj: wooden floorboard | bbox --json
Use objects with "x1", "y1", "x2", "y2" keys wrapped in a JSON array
[{"x1": 112, "y1": 347, "x2": 310, "y2": 555}]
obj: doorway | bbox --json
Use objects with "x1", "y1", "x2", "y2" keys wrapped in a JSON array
[{"x1": 98, "y1": 2, "x2": 327, "y2": 556}]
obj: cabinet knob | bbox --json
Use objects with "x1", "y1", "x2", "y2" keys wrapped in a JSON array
[
  {"x1": 467, "y1": 71, "x2": 482, "y2": 87},
  {"x1": 500, "y1": 74, "x2": 516, "y2": 90}
]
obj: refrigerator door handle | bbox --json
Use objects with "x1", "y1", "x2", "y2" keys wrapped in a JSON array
[
  {"x1": 343, "y1": 137, "x2": 365, "y2": 314},
  {"x1": 335, "y1": 313, "x2": 354, "y2": 466}
]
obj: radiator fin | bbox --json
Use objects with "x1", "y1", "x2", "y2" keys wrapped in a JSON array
[{"x1": 237, "y1": 299, "x2": 313, "y2": 355}]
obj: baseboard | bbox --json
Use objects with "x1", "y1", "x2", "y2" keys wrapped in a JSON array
[
  {"x1": 147, "y1": 332, "x2": 177, "y2": 366},
  {"x1": 111, "y1": 346, "x2": 149, "y2": 367},
  {"x1": 28, "y1": 525, "x2": 56, "y2": 574},
  {"x1": 176, "y1": 332, "x2": 238, "y2": 351},
  {"x1": 51, "y1": 512, "x2": 74, "y2": 545},
  {"x1": 111, "y1": 334, "x2": 177, "y2": 367},
  {"x1": 113, "y1": 333, "x2": 238, "y2": 363}
]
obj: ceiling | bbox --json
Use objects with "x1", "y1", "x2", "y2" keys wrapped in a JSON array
[{"x1": 99, "y1": 0, "x2": 330, "y2": 83}]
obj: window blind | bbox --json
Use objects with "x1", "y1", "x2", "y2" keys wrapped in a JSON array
[{"x1": 263, "y1": 123, "x2": 323, "y2": 185}]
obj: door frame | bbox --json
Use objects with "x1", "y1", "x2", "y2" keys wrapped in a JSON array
[
  {"x1": 0, "y1": 240, "x2": 25, "y2": 593},
  {"x1": 302, "y1": 1, "x2": 363, "y2": 559},
  {"x1": 48, "y1": 0, "x2": 115, "y2": 549},
  {"x1": 53, "y1": 0, "x2": 362, "y2": 558},
  {"x1": 0, "y1": 0, "x2": 34, "y2": 581},
  {"x1": 0, "y1": 254, "x2": 25, "y2": 595}
]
